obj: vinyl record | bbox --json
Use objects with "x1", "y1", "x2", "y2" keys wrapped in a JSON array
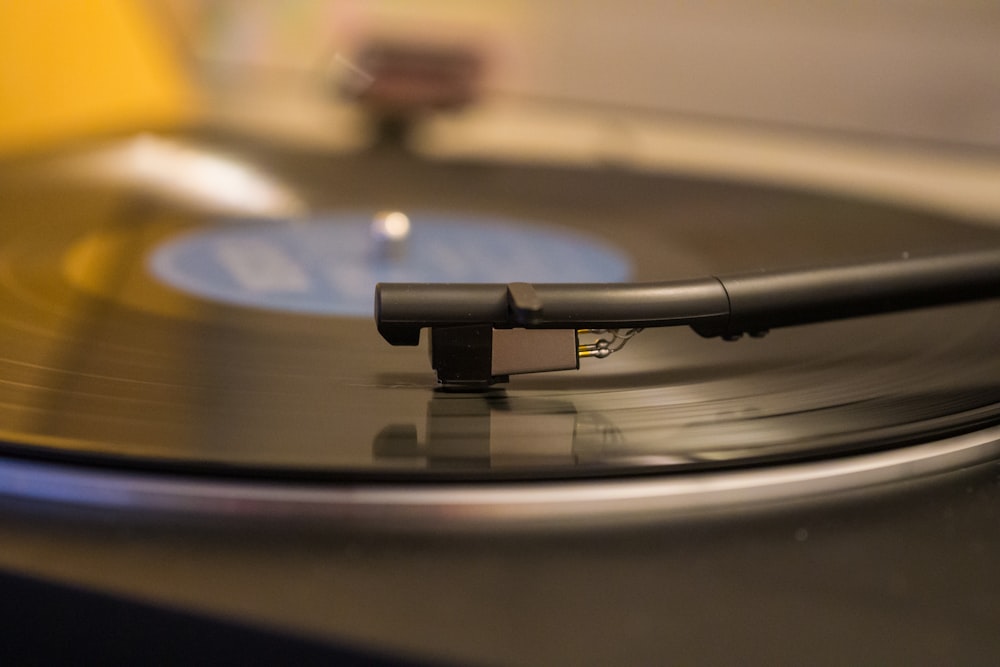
[{"x1": 1, "y1": 129, "x2": 999, "y2": 487}]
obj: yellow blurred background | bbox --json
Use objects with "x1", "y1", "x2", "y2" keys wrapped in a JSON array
[
  {"x1": 0, "y1": 0, "x2": 194, "y2": 154},
  {"x1": 2, "y1": 1, "x2": 998, "y2": 154}
]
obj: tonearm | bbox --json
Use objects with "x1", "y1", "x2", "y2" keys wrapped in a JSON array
[{"x1": 376, "y1": 248, "x2": 1000, "y2": 388}]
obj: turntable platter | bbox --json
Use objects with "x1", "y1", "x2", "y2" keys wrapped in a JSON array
[{"x1": 1, "y1": 129, "x2": 999, "y2": 491}]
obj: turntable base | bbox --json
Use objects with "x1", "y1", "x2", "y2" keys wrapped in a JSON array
[{"x1": 1, "y1": 459, "x2": 999, "y2": 665}]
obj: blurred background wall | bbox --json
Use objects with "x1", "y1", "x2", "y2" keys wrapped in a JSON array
[{"x1": 161, "y1": 0, "x2": 1000, "y2": 148}]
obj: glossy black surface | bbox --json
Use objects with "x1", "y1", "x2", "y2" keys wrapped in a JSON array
[{"x1": 0, "y1": 130, "x2": 999, "y2": 479}]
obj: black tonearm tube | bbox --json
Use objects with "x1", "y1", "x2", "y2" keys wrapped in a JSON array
[{"x1": 375, "y1": 248, "x2": 1000, "y2": 387}]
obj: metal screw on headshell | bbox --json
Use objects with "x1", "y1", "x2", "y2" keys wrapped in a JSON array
[{"x1": 578, "y1": 328, "x2": 644, "y2": 360}]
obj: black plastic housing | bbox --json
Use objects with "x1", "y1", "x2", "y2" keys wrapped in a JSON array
[{"x1": 376, "y1": 278, "x2": 730, "y2": 345}]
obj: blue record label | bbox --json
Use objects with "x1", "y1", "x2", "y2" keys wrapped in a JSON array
[{"x1": 148, "y1": 212, "x2": 632, "y2": 317}]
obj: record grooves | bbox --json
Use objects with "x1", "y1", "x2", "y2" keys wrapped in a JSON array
[{"x1": 1, "y1": 130, "x2": 1000, "y2": 496}]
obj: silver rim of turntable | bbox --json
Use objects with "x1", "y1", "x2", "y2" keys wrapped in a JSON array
[{"x1": 2, "y1": 425, "x2": 998, "y2": 530}]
